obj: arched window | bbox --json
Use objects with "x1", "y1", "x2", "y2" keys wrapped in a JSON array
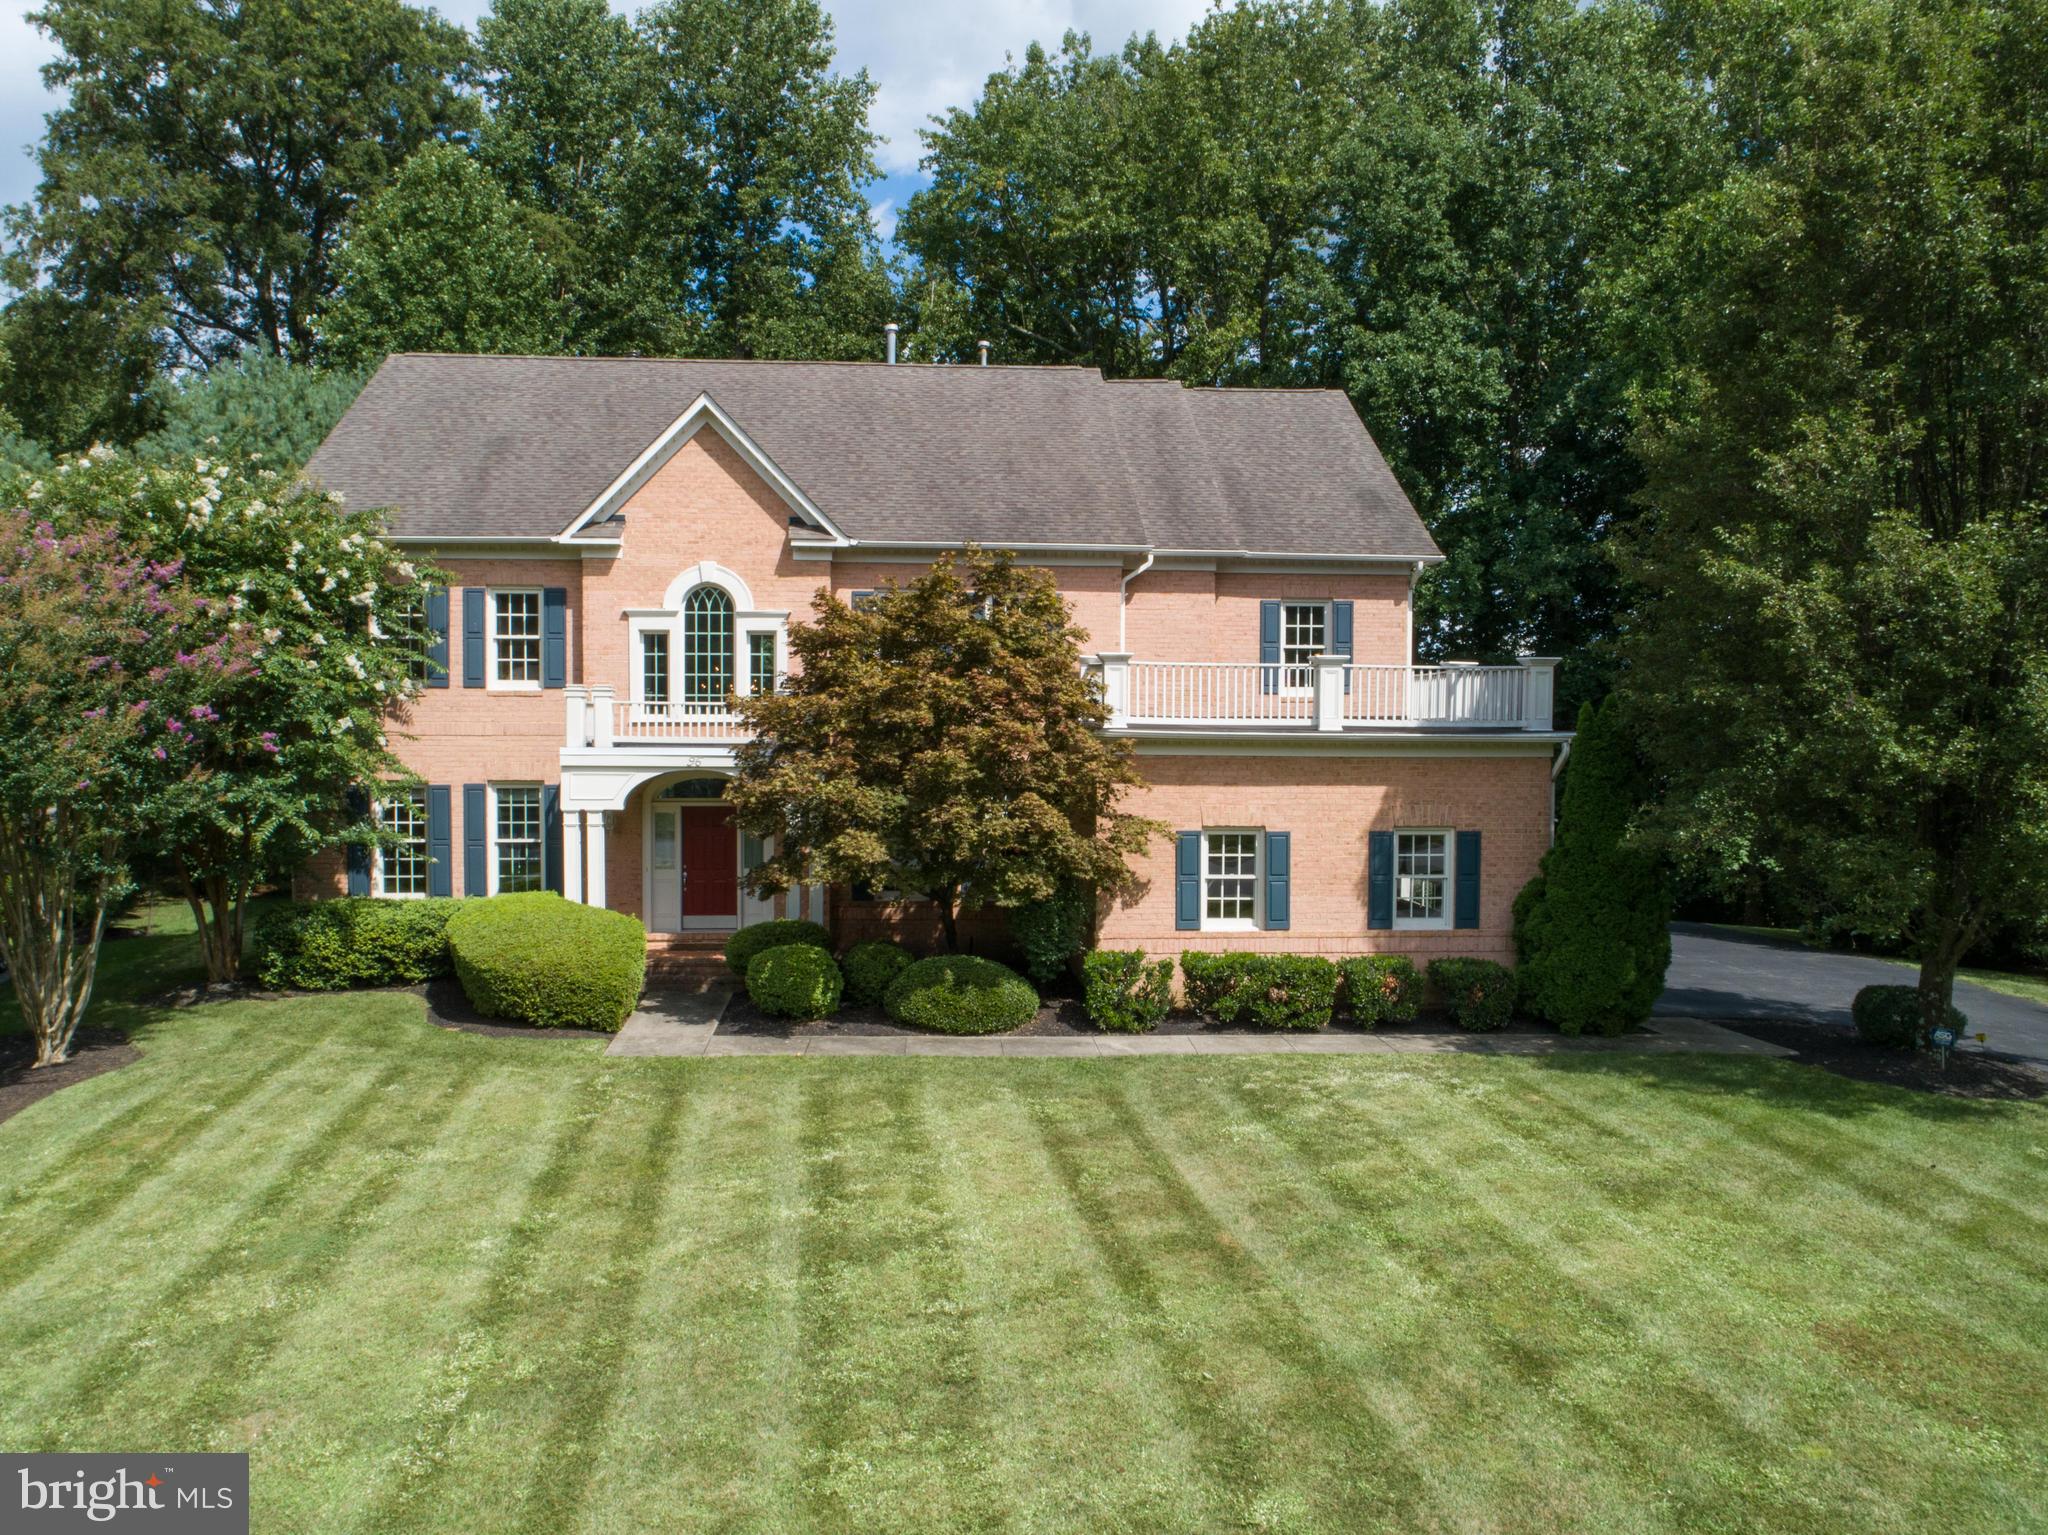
[{"x1": 681, "y1": 585, "x2": 734, "y2": 703}]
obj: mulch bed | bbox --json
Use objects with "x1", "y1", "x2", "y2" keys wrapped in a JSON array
[
  {"x1": 0, "y1": 1027, "x2": 141, "y2": 1127},
  {"x1": 420, "y1": 976, "x2": 616, "y2": 1041},
  {"x1": 1727, "y1": 1019, "x2": 2048, "y2": 1101}
]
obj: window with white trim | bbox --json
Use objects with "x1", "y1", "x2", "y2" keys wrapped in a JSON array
[
  {"x1": 641, "y1": 630, "x2": 671, "y2": 705},
  {"x1": 494, "y1": 785, "x2": 544, "y2": 893},
  {"x1": 1203, "y1": 830, "x2": 1261, "y2": 929},
  {"x1": 1281, "y1": 602, "x2": 1327, "y2": 689},
  {"x1": 1394, "y1": 829, "x2": 1451, "y2": 929},
  {"x1": 491, "y1": 589, "x2": 542, "y2": 687},
  {"x1": 747, "y1": 630, "x2": 777, "y2": 695},
  {"x1": 377, "y1": 792, "x2": 429, "y2": 897},
  {"x1": 681, "y1": 585, "x2": 733, "y2": 703}
]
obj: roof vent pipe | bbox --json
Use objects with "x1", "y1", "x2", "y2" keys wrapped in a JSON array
[
  {"x1": 884, "y1": 322, "x2": 898, "y2": 365},
  {"x1": 977, "y1": 339, "x2": 990, "y2": 367}
]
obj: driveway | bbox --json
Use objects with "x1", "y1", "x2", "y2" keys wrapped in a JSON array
[{"x1": 1656, "y1": 922, "x2": 2048, "y2": 1064}]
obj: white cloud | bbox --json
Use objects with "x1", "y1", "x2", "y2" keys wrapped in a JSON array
[{"x1": 0, "y1": 0, "x2": 1214, "y2": 252}]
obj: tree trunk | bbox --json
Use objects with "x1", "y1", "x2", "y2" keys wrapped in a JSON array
[
  {"x1": 181, "y1": 870, "x2": 243, "y2": 985},
  {"x1": 935, "y1": 891, "x2": 960, "y2": 953},
  {"x1": 1914, "y1": 891, "x2": 1977, "y2": 1040},
  {"x1": 1740, "y1": 864, "x2": 1767, "y2": 927},
  {"x1": 0, "y1": 817, "x2": 112, "y2": 1066}
]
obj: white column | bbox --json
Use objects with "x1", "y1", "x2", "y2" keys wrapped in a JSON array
[
  {"x1": 589, "y1": 684, "x2": 616, "y2": 748},
  {"x1": 1094, "y1": 652, "x2": 1131, "y2": 726},
  {"x1": 563, "y1": 685, "x2": 591, "y2": 748},
  {"x1": 563, "y1": 809, "x2": 586, "y2": 904},
  {"x1": 1312, "y1": 654, "x2": 1347, "y2": 732},
  {"x1": 585, "y1": 810, "x2": 609, "y2": 909},
  {"x1": 1518, "y1": 655, "x2": 1561, "y2": 732}
]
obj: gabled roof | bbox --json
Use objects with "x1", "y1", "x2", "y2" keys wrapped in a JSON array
[{"x1": 303, "y1": 354, "x2": 1442, "y2": 560}]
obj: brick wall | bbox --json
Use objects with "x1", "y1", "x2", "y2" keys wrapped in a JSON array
[
  {"x1": 1122, "y1": 569, "x2": 1412, "y2": 666},
  {"x1": 1098, "y1": 749, "x2": 1552, "y2": 965}
]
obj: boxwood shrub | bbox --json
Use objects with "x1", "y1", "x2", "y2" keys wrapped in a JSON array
[
  {"x1": 1339, "y1": 955, "x2": 1422, "y2": 1028},
  {"x1": 724, "y1": 918, "x2": 831, "y2": 977},
  {"x1": 1080, "y1": 949, "x2": 1174, "y2": 1033},
  {"x1": 1852, "y1": 984, "x2": 1964, "y2": 1050},
  {"x1": 1428, "y1": 957, "x2": 1517, "y2": 1032},
  {"x1": 1179, "y1": 952, "x2": 1339, "y2": 1030},
  {"x1": 447, "y1": 892, "x2": 647, "y2": 1031},
  {"x1": 884, "y1": 955, "x2": 1038, "y2": 1035},
  {"x1": 747, "y1": 944, "x2": 844, "y2": 1020},
  {"x1": 841, "y1": 940, "x2": 914, "y2": 1007},
  {"x1": 252, "y1": 897, "x2": 460, "y2": 990}
]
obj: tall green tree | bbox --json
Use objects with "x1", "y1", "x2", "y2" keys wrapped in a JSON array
[
  {"x1": 0, "y1": 289, "x2": 163, "y2": 452},
  {"x1": 143, "y1": 346, "x2": 368, "y2": 468},
  {"x1": 1616, "y1": 0, "x2": 2048, "y2": 1034},
  {"x1": 7, "y1": 0, "x2": 476, "y2": 370},
  {"x1": 319, "y1": 144, "x2": 569, "y2": 366},
  {"x1": 727, "y1": 550, "x2": 1164, "y2": 951}
]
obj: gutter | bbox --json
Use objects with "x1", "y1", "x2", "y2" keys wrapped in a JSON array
[{"x1": 1117, "y1": 550, "x2": 1156, "y2": 652}]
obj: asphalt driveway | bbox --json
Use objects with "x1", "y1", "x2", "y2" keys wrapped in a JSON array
[{"x1": 1656, "y1": 922, "x2": 2048, "y2": 1064}]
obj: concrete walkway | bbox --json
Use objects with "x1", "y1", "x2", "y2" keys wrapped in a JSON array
[{"x1": 609, "y1": 989, "x2": 1788, "y2": 1060}]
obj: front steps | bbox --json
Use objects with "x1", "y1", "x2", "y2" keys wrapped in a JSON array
[{"x1": 645, "y1": 932, "x2": 731, "y2": 985}]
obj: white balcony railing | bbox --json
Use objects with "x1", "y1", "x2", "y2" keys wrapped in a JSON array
[
  {"x1": 1094, "y1": 655, "x2": 1559, "y2": 733},
  {"x1": 563, "y1": 687, "x2": 750, "y2": 748}
]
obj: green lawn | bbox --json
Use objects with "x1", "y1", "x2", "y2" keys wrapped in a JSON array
[{"x1": 1, "y1": 948, "x2": 2044, "y2": 1531}]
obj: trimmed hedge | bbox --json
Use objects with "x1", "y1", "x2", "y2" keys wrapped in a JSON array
[
  {"x1": 841, "y1": 940, "x2": 914, "y2": 1008},
  {"x1": 253, "y1": 897, "x2": 459, "y2": 990},
  {"x1": 1852, "y1": 984, "x2": 1964, "y2": 1050},
  {"x1": 748, "y1": 944, "x2": 844, "y2": 1020},
  {"x1": 447, "y1": 892, "x2": 646, "y2": 1031},
  {"x1": 724, "y1": 919, "x2": 830, "y2": 977},
  {"x1": 1339, "y1": 955, "x2": 1422, "y2": 1028},
  {"x1": 1081, "y1": 949, "x2": 1174, "y2": 1033},
  {"x1": 1428, "y1": 957, "x2": 1517, "y2": 1032},
  {"x1": 884, "y1": 955, "x2": 1038, "y2": 1035},
  {"x1": 1178, "y1": 952, "x2": 1340, "y2": 1031}
]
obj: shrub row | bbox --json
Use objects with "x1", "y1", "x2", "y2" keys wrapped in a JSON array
[
  {"x1": 747, "y1": 944, "x2": 843, "y2": 1020},
  {"x1": 885, "y1": 955, "x2": 1039, "y2": 1035},
  {"x1": 724, "y1": 919, "x2": 830, "y2": 977},
  {"x1": 1427, "y1": 957, "x2": 1516, "y2": 1031},
  {"x1": 1081, "y1": 950, "x2": 1174, "y2": 1033},
  {"x1": 446, "y1": 892, "x2": 647, "y2": 1032},
  {"x1": 1076, "y1": 949, "x2": 1514, "y2": 1034},
  {"x1": 253, "y1": 897, "x2": 460, "y2": 990},
  {"x1": 1180, "y1": 952, "x2": 1342, "y2": 1031}
]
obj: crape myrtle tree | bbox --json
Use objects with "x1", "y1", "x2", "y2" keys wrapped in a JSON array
[
  {"x1": 23, "y1": 450, "x2": 441, "y2": 982},
  {"x1": 727, "y1": 550, "x2": 1166, "y2": 951},
  {"x1": 0, "y1": 499, "x2": 249, "y2": 1064},
  {"x1": 1615, "y1": 0, "x2": 2048, "y2": 1037}
]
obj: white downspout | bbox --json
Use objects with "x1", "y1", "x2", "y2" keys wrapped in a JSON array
[
  {"x1": 1118, "y1": 549, "x2": 1156, "y2": 654},
  {"x1": 1405, "y1": 561, "x2": 1420, "y2": 662},
  {"x1": 1549, "y1": 739, "x2": 1573, "y2": 846}
]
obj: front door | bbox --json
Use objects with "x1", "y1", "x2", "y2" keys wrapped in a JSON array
[{"x1": 681, "y1": 806, "x2": 739, "y2": 929}]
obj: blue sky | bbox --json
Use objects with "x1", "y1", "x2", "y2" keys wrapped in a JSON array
[{"x1": 0, "y1": 0, "x2": 1215, "y2": 230}]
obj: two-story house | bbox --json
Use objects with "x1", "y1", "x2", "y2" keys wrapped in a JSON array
[{"x1": 303, "y1": 352, "x2": 1570, "y2": 967}]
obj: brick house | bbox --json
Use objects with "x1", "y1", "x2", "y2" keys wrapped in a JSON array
[{"x1": 303, "y1": 352, "x2": 1570, "y2": 966}]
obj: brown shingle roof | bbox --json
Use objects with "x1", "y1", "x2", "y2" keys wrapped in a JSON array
[{"x1": 303, "y1": 354, "x2": 1441, "y2": 560}]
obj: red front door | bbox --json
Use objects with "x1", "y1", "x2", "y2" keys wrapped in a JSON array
[{"x1": 681, "y1": 807, "x2": 739, "y2": 919}]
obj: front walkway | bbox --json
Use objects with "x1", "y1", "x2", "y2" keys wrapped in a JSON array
[{"x1": 607, "y1": 989, "x2": 1788, "y2": 1059}]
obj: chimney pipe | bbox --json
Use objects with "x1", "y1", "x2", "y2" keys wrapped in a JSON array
[
  {"x1": 884, "y1": 322, "x2": 898, "y2": 365},
  {"x1": 977, "y1": 339, "x2": 990, "y2": 367}
]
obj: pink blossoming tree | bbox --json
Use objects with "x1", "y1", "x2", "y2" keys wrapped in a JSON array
[
  {"x1": 0, "y1": 507, "x2": 246, "y2": 1064},
  {"x1": 19, "y1": 449, "x2": 441, "y2": 982}
]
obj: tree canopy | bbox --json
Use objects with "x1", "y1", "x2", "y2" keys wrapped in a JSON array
[{"x1": 726, "y1": 550, "x2": 1164, "y2": 950}]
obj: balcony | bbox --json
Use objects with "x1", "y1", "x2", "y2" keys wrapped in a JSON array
[
  {"x1": 1087, "y1": 655, "x2": 1561, "y2": 733},
  {"x1": 565, "y1": 654, "x2": 1562, "y2": 753}
]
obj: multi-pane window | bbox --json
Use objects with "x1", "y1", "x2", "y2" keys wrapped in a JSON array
[
  {"x1": 495, "y1": 786, "x2": 543, "y2": 893},
  {"x1": 747, "y1": 631, "x2": 777, "y2": 695},
  {"x1": 681, "y1": 586, "x2": 733, "y2": 703},
  {"x1": 1281, "y1": 602, "x2": 1327, "y2": 688},
  {"x1": 1395, "y1": 831, "x2": 1450, "y2": 927},
  {"x1": 642, "y1": 630, "x2": 671, "y2": 705},
  {"x1": 1204, "y1": 831, "x2": 1260, "y2": 926},
  {"x1": 379, "y1": 793, "x2": 429, "y2": 897},
  {"x1": 493, "y1": 590, "x2": 542, "y2": 685}
]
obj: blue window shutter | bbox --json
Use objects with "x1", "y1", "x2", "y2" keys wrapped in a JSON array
[
  {"x1": 345, "y1": 787, "x2": 371, "y2": 896},
  {"x1": 463, "y1": 784, "x2": 488, "y2": 895},
  {"x1": 1367, "y1": 831, "x2": 1393, "y2": 930},
  {"x1": 423, "y1": 586, "x2": 450, "y2": 688},
  {"x1": 426, "y1": 785, "x2": 452, "y2": 897},
  {"x1": 1264, "y1": 831, "x2": 1290, "y2": 930},
  {"x1": 1259, "y1": 600, "x2": 1282, "y2": 694},
  {"x1": 1331, "y1": 600, "x2": 1353, "y2": 692},
  {"x1": 542, "y1": 587, "x2": 568, "y2": 688},
  {"x1": 543, "y1": 784, "x2": 563, "y2": 892},
  {"x1": 1175, "y1": 831, "x2": 1202, "y2": 930},
  {"x1": 462, "y1": 588, "x2": 486, "y2": 688},
  {"x1": 1455, "y1": 830, "x2": 1482, "y2": 930}
]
